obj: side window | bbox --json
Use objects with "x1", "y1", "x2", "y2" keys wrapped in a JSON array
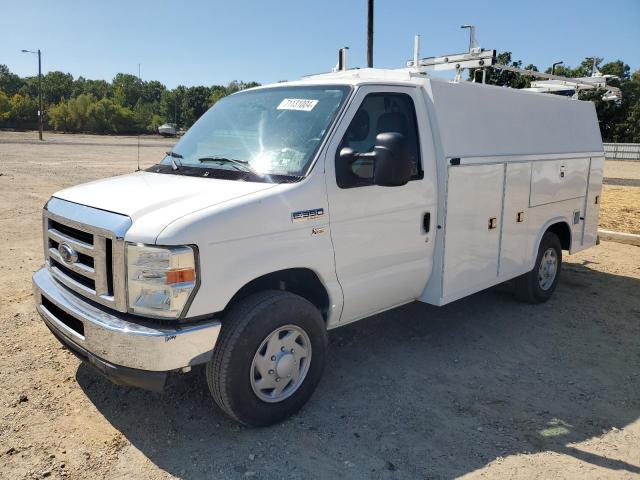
[{"x1": 336, "y1": 92, "x2": 421, "y2": 188}]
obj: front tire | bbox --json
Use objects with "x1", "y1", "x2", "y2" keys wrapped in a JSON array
[
  {"x1": 514, "y1": 231, "x2": 562, "y2": 303},
  {"x1": 206, "y1": 290, "x2": 327, "y2": 426}
]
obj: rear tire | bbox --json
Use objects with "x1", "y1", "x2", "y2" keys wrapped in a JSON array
[
  {"x1": 206, "y1": 290, "x2": 327, "y2": 427},
  {"x1": 514, "y1": 231, "x2": 562, "y2": 304}
]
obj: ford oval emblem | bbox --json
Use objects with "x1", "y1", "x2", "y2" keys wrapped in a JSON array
[{"x1": 58, "y1": 243, "x2": 78, "y2": 264}]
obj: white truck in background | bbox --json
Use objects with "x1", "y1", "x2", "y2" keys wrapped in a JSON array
[{"x1": 33, "y1": 54, "x2": 604, "y2": 426}]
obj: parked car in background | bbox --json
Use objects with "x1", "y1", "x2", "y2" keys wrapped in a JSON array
[{"x1": 158, "y1": 123, "x2": 177, "y2": 137}]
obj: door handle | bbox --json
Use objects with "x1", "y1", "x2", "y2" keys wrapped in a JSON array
[{"x1": 423, "y1": 212, "x2": 431, "y2": 233}]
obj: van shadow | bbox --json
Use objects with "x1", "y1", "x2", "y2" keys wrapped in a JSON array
[{"x1": 76, "y1": 261, "x2": 640, "y2": 479}]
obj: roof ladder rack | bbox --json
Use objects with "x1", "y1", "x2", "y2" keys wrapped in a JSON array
[{"x1": 407, "y1": 25, "x2": 496, "y2": 81}]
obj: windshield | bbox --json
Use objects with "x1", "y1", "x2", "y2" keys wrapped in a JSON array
[{"x1": 160, "y1": 85, "x2": 351, "y2": 179}]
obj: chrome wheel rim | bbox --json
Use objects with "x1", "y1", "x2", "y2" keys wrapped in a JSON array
[
  {"x1": 250, "y1": 325, "x2": 312, "y2": 403},
  {"x1": 538, "y1": 248, "x2": 558, "y2": 291}
]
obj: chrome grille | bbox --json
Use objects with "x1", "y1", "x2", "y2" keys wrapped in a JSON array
[{"x1": 43, "y1": 198, "x2": 131, "y2": 312}]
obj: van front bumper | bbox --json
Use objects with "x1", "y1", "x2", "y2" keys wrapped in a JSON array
[{"x1": 32, "y1": 268, "x2": 221, "y2": 391}]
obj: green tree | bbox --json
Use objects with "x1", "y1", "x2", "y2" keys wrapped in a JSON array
[
  {"x1": 208, "y1": 85, "x2": 227, "y2": 106},
  {"x1": 0, "y1": 62, "x2": 262, "y2": 134},
  {"x1": 112, "y1": 73, "x2": 143, "y2": 108},
  {"x1": 468, "y1": 52, "x2": 538, "y2": 88},
  {"x1": 68, "y1": 94, "x2": 94, "y2": 131},
  {"x1": 111, "y1": 104, "x2": 137, "y2": 133},
  {"x1": 8, "y1": 93, "x2": 38, "y2": 128},
  {"x1": 84, "y1": 97, "x2": 138, "y2": 134},
  {"x1": 160, "y1": 89, "x2": 182, "y2": 125},
  {"x1": 0, "y1": 65, "x2": 23, "y2": 96},
  {"x1": 610, "y1": 71, "x2": 640, "y2": 142},
  {"x1": 42, "y1": 71, "x2": 74, "y2": 104},
  {"x1": 600, "y1": 60, "x2": 631, "y2": 81},
  {"x1": 133, "y1": 99, "x2": 156, "y2": 132},
  {"x1": 48, "y1": 98, "x2": 74, "y2": 131},
  {"x1": 546, "y1": 57, "x2": 607, "y2": 78},
  {"x1": 19, "y1": 76, "x2": 39, "y2": 99},
  {"x1": 0, "y1": 90, "x2": 11, "y2": 125},
  {"x1": 142, "y1": 80, "x2": 165, "y2": 104},
  {"x1": 72, "y1": 77, "x2": 112, "y2": 99},
  {"x1": 87, "y1": 97, "x2": 118, "y2": 133},
  {"x1": 112, "y1": 85, "x2": 126, "y2": 106},
  {"x1": 181, "y1": 86, "x2": 212, "y2": 127}
]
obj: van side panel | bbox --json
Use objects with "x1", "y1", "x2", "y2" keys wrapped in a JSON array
[
  {"x1": 420, "y1": 79, "x2": 603, "y2": 307},
  {"x1": 420, "y1": 157, "x2": 592, "y2": 306},
  {"x1": 427, "y1": 80, "x2": 603, "y2": 159}
]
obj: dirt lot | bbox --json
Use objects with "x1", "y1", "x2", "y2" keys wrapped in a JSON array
[
  {"x1": 600, "y1": 186, "x2": 640, "y2": 235},
  {"x1": 601, "y1": 160, "x2": 640, "y2": 235},
  {"x1": 0, "y1": 131, "x2": 639, "y2": 480}
]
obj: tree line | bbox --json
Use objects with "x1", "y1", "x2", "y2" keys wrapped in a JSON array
[
  {"x1": 0, "y1": 64, "x2": 259, "y2": 134},
  {"x1": 1, "y1": 55, "x2": 639, "y2": 142}
]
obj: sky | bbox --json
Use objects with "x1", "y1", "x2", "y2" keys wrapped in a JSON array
[{"x1": 1, "y1": 0, "x2": 639, "y2": 88}]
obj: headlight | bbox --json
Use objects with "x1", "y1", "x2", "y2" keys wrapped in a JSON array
[{"x1": 126, "y1": 243, "x2": 198, "y2": 319}]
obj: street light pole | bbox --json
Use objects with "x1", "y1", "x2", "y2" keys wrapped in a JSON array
[
  {"x1": 552, "y1": 61, "x2": 564, "y2": 76},
  {"x1": 37, "y1": 49, "x2": 43, "y2": 141},
  {"x1": 21, "y1": 48, "x2": 44, "y2": 140},
  {"x1": 367, "y1": 0, "x2": 373, "y2": 68}
]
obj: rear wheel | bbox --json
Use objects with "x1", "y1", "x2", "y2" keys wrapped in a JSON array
[
  {"x1": 206, "y1": 290, "x2": 327, "y2": 426},
  {"x1": 514, "y1": 231, "x2": 562, "y2": 303}
]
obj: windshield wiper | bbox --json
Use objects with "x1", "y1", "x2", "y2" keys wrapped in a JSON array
[
  {"x1": 165, "y1": 151, "x2": 183, "y2": 171},
  {"x1": 198, "y1": 156, "x2": 260, "y2": 175}
]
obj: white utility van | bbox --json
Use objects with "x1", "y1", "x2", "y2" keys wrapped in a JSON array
[{"x1": 33, "y1": 65, "x2": 604, "y2": 426}]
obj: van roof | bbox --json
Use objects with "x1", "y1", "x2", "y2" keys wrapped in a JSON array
[
  {"x1": 273, "y1": 68, "x2": 429, "y2": 88},
  {"x1": 254, "y1": 68, "x2": 591, "y2": 104}
]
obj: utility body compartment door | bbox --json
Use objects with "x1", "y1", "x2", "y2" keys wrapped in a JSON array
[
  {"x1": 442, "y1": 164, "x2": 504, "y2": 301},
  {"x1": 498, "y1": 162, "x2": 533, "y2": 280},
  {"x1": 581, "y1": 156, "x2": 604, "y2": 248},
  {"x1": 529, "y1": 158, "x2": 590, "y2": 206}
]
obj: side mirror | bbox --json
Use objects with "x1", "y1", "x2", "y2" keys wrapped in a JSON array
[
  {"x1": 337, "y1": 147, "x2": 357, "y2": 188},
  {"x1": 372, "y1": 132, "x2": 412, "y2": 187}
]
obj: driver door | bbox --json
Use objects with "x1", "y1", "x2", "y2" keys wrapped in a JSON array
[{"x1": 325, "y1": 85, "x2": 435, "y2": 323}]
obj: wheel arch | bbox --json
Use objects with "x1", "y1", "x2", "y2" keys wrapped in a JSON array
[
  {"x1": 546, "y1": 221, "x2": 572, "y2": 251},
  {"x1": 223, "y1": 268, "x2": 331, "y2": 322},
  {"x1": 530, "y1": 217, "x2": 572, "y2": 269}
]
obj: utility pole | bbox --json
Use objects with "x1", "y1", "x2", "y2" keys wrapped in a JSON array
[
  {"x1": 37, "y1": 49, "x2": 43, "y2": 141},
  {"x1": 21, "y1": 48, "x2": 44, "y2": 140},
  {"x1": 367, "y1": 0, "x2": 373, "y2": 68},
  {"x1": 136, "y1": 63, "x2": 141, "y2": 171}
]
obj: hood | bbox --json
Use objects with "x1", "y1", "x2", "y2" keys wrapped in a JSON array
[{"x1": 53, "y1": 171, "x2": 279, "y2": 240}]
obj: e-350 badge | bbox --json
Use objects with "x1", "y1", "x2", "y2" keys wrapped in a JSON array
[{"x1": 291, "y1": 208, "x2": 324, "y2": 223}]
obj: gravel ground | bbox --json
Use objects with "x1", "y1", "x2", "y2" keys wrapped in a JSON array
[
  {"x1": 0, "y1": 131, "x2": 639, "y2": 479},
  {"x1": 600, "y1": 186, "x2": 640, "y2": 235},
  {"x1": 601, "y1": 160, "x2": 640, "y2": 234},
  {"x1": 604, "y1": 161, "x2": 640, "y2": 182}
]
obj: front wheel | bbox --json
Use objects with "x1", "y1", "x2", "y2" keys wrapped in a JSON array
[
  {"x1": 514, "y1": 231, "x2": 562, "y2": 304},
  {"x1": 206, "y1": 290, "x2": 327, "y2": 426}
]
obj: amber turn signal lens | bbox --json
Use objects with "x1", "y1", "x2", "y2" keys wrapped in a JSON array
[{"x1": 165, "y1": 268, "x2": 196, "y2": 284}]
